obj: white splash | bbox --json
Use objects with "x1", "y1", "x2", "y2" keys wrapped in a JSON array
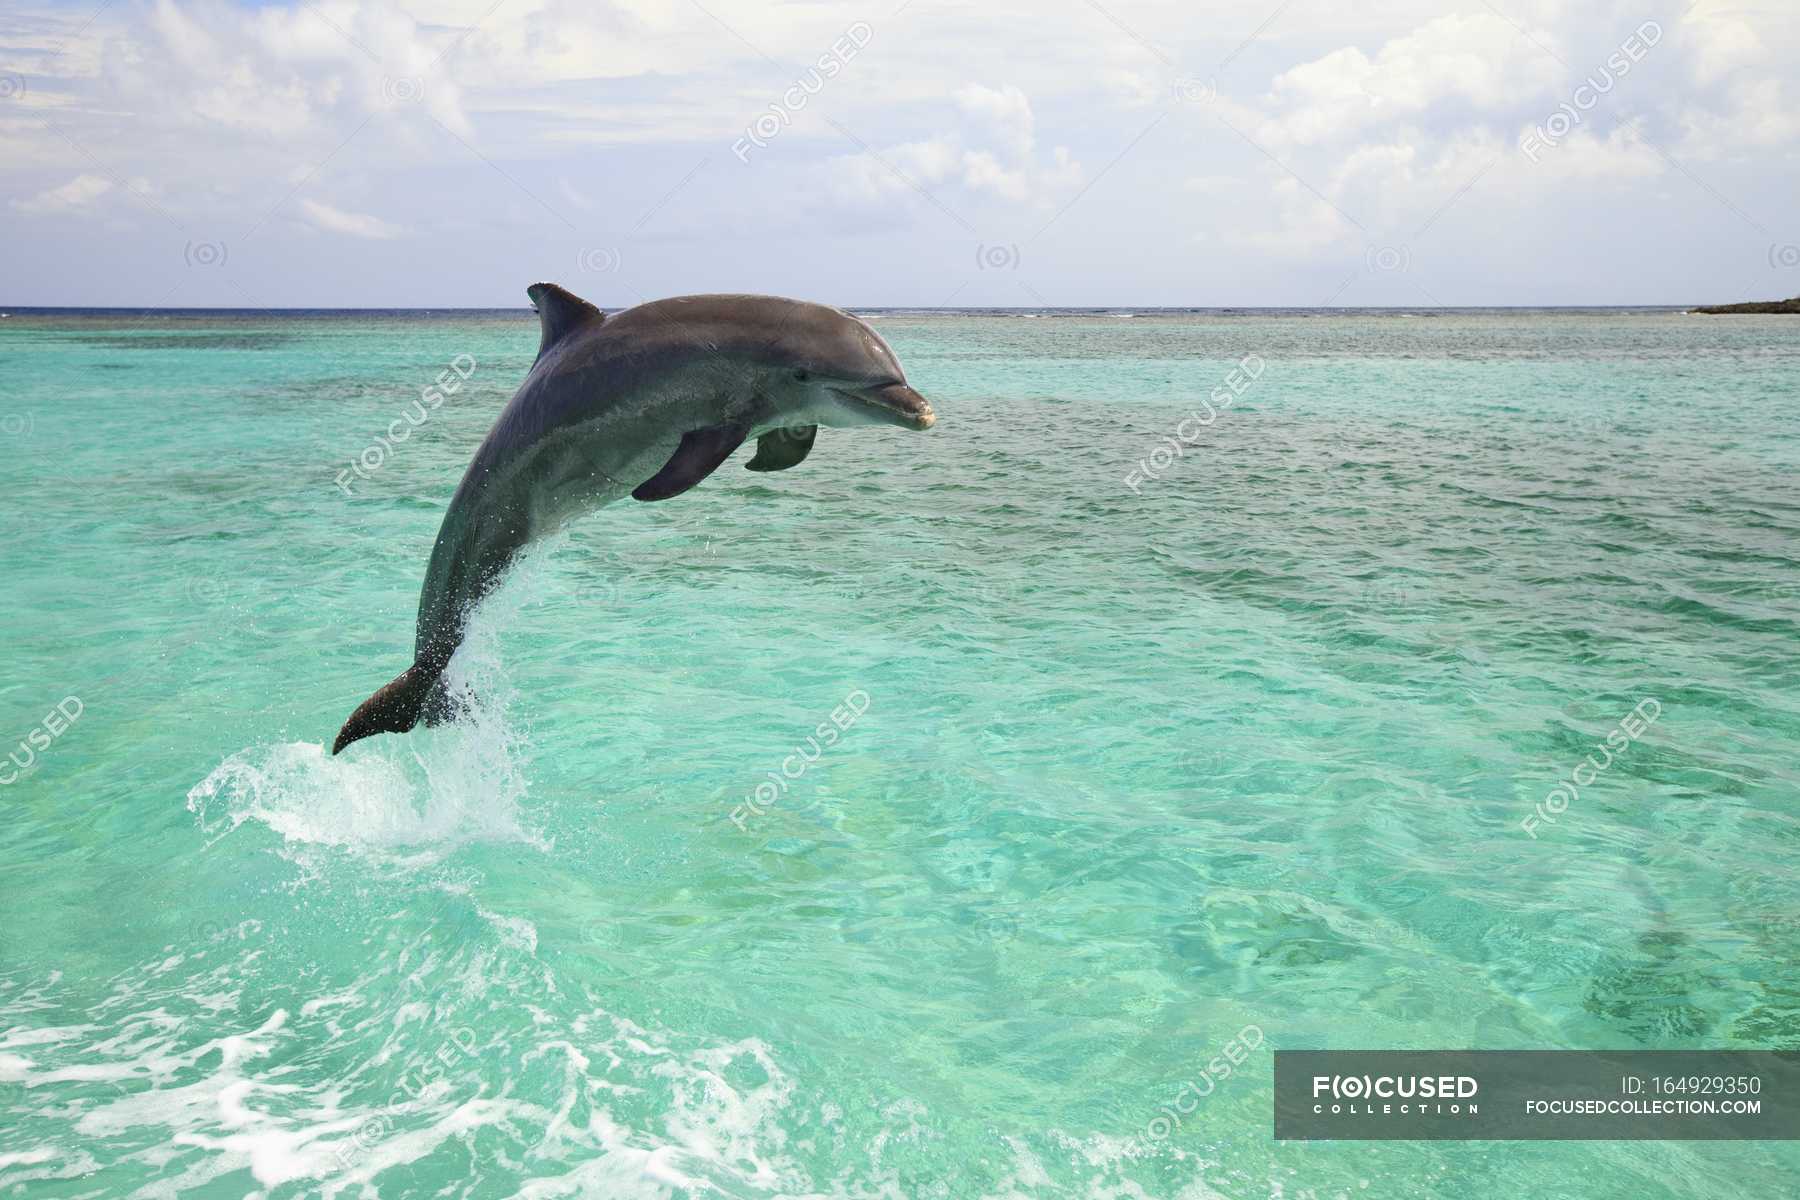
[{"x1": 185, "y1": 555, "x2": 564, "y2": 859}]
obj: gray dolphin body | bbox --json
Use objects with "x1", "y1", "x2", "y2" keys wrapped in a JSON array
[{"x1": 332, "y1": 283, "x2": 935, "y2": 754}]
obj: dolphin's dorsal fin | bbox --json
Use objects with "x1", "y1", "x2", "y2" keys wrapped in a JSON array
[{"x1": 526, "y1": 282, "x2": 604, "y2": 360}]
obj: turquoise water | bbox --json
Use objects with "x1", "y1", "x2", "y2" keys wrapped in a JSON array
[{"x1": 2, "y1": 309, "x2": 1799, "y2": 1197}]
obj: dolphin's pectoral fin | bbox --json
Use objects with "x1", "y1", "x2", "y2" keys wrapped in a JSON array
[
  {"x1": 632, "y1": 423, "x2": 750, "y2": 502},
  {"x1": 745, "y1": 425, "x2": 817, "y2": 472}
]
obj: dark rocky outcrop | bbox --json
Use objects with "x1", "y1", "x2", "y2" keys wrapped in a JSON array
[{"x1": 1690, "y1": 296, "x2": 1800, "y2": 314}]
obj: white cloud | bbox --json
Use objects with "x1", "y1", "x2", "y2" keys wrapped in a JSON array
[
  {"x1": 959, "y1": 149, "x2": 1030, "y2": 202},
  {"x1": 1685, "y1": 10, "x2": 1766, "y2": 86},
  {"x1": 12, "y1": 174, "x2": 114, "y2": 214},
  {"x1": 298, "y1": 198, "x2": 405, "y2": 238},
  {"x1": 1238, "y1": 176, "x2": 1358, "y2": 258},
  {"x1": 824, "y1": 137, "x2": 961, "y2": 205},
  {"x1": 954, "y1": 83, "x2": 1036, "y2": 159},
  {"x1": 1261, "y1": 13, "x2": 1564, "y2": 146},
  {"x1": 100, "y1": 0, "x2": 474, "y2": 141},
  {"x1": 824, "y1": 85, "x2": 1082, "y2": 211},
  {"x1": 1677, "y1": 77, "x2": 1800, "y2": 158},
  {"x1": 1525, "y1": 125, "x2": 1663, "y2": 180}
]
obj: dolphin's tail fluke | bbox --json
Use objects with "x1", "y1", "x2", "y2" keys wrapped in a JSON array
[{"x1": 332, "y1": 661, "x2": 443, "y2": 755}]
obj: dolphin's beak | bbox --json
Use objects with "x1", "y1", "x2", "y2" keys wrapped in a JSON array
[{"x1": 842, "y1": 382, "x2": 936, "y2": 430}]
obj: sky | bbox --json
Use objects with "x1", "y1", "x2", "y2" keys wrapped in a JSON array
[{"x1": 1, "y1": 0, "x2": 1796, "y2": 307}]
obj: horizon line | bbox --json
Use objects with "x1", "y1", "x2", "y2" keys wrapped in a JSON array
[{"x1": 0, "y1": 302, "x2": 1737, "y2": 314}]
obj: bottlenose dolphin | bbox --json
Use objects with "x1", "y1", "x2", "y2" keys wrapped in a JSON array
[{"x1": 332, "y1": 284, "x2": 935, "y2": 754}]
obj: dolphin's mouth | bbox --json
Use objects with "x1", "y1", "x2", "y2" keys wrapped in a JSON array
[{"x1": 838, "y1": 382, "x2": 936, "y2": 430}]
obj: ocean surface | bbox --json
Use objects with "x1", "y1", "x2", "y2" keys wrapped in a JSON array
[{"x1": 2, "y1": 307, "x2": 1798, "y2": 1198}]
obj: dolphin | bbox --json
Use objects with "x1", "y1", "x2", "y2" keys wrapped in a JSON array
[{"x1": 332, "y1": 284, "x2": 935, "y2": 754}]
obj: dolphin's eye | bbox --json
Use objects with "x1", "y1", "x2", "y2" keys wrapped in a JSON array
[{"x1": 793, "y1": 369, "x2": 810, "y2": 383}]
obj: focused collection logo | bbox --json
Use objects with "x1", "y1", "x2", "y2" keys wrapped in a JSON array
[
  {"x1": 1310, "y1": 1073, "x2": 1479, "y2": 1117},
  {"x1": 1278, "y1": 1051, "x2": 1797, "y2": 1141}
]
